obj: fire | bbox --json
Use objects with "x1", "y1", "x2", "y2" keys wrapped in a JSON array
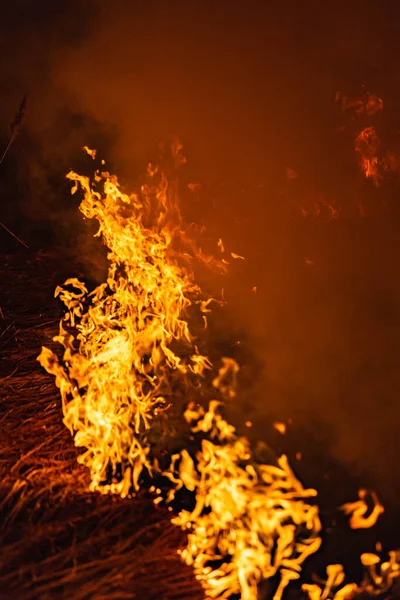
[
  {"x1": 38, "y1": 144, "x2": 399, "y2": 599},
  {"x1": 337, "y1": 90, "x2": 400, "y2": 188},
  {"x1": 38, "y1": 150, "x2": 220, "y2": 496},
  {"x1": 302, "y1": 552, "x2": 400, "y2": 599},
  {"x1": 231, "y1": 252, "x2": 245, "y2": 260},
  {"x1": 355, "y1": 126, "x2": 400, "y2": 187},
  {"x1": 335, "y1": 90, "x2": 384, "y2": 118},
  {"x1": 340, "y1": 489, "x2": 384, "y2": 530},
  {"x1": 165, "y1": 399, "x2": 321, "y2": 600},
  {"x1": 287, "y1": 90, "x2": 400, "y2": 221},
  {"x1": 354, "y1": 126, "x2": 381, "y2": 185},
  {"x1": 38, "y1": 145, "x2": 322, "y2": 598}
]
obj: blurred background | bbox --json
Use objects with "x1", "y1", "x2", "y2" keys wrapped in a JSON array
[{"x1": 1, "y1": 0, "x2": 399, "y2": 530}]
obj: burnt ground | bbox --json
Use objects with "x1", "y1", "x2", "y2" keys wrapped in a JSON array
[{"x1": 0, "y1": 247, "x2": 399, "y2": 600}]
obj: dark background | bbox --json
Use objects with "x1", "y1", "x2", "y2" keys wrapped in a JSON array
[{"x1": 1, "y1": 0, "x2": 399, "y2": 531}]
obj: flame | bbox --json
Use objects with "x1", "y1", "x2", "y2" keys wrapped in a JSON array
[
  {"x1": 339, "y1": 91, "x2": 400, "y2": 188},
  {"x1": 38, "y1": 144, "x2": 398, "y2": 599},
  {"x1": 336, "y1": 90, "x2": 384, "y2": 118},
  {"x1": 166, "y1": 398, "x2": 321, "y2": 600},
  {"x1": 340, "y1": 489, "x2": 384, "y2": 530},
  {"x1": 289, "y1": 90, "x2": 399, "y2": 220},
  {"x1": 355, "y1": 127, "x2": 400, "y2": 187},
  {"x1": 297, "y1": 190, "x2": 340, "y2": 221},
  {"x1": 355, "y1": 126, "x2": 381, "y2": 185},
  {"x1": 83, "y1": 145, "x2": 97, "y2": 159},
  {"x1": 38, "y1": 145, "x2": 323, "y2": 598},
  {"x1": 231, "y1": 252, "x2": 245, "y2": 260},
  {"x1": 38, "y1": 145, "x2": 221, "y2": 496}
]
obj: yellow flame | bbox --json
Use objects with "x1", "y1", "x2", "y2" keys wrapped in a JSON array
[
  {"x1": 37, "y1": 144, "x2": 398, "y2": 599},
  {"x1": 166, "y1": 396, "x2": 321, "y2": 600},
  {"x1": 340, "y1": 489, "x2": 384, "y2": 530},
  {"x1": 231, "y1": 252, "x2": 245, "y2": 260},
  {"x1": 38, "y1": 146, "x2": 218, "y2": 496},
  {"x1": 83, "y1": 145, "x2": 97, "y2": 159}
]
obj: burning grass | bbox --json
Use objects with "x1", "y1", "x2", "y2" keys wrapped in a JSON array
[
  {"x1": 36, "y1": 150, "x2": 327, "y2": 598},
  {"x1": 0, "y1": 251, "x2": 203, "y2": 600},
  {"x1": 1, "y1": 255, "x2": 400, "y2": 600},
  {"x1": 1, "y1": 148, "x2": 400, "y2": 599}
]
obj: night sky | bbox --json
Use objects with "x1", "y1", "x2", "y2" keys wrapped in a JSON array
[{"x1": 1, "y1": 0, "x2": 400, "y2": 520}]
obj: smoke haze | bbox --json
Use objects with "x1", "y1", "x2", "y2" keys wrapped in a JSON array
[{"x1": 1, "y1": 0, "x2": 400, "y2": 522}]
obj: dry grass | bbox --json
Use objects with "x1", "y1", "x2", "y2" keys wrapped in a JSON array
[
  {"x1": 1, "y1": 249, "x2": 399, "y2": 600},
  {"x1": 0, "y1": 250, "x2": 203, "y2": 600}
]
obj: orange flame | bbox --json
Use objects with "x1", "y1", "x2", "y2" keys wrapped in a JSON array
[
  {"x1": 340, "y1": 489, "x2": 384, "y2": 530},
  {"x1": 38, "y1": 145, "x2": 323, "y2": 598},
  {"x1": 38, "y1": 144, "x2": 398, "y2": 599},
  {"x1": 355, "y1": 126, "x2": 381, "y2": 185},
  {"x1": 336, "y1": 90, "x2": 384, "y2": 118}
]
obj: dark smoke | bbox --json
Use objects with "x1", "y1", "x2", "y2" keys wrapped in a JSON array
[{"x1": 1, "y1": 0, "x2": 400, "y2": 528}]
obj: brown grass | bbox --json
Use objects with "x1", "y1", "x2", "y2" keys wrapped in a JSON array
[
  {"x1": 0, "y1": 250, "x2": 203, "y2": 600},
  {"x1": 1, "y1": 249, "x2": 398, "y2": 600}
]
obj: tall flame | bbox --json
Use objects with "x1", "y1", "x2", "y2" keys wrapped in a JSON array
[
  {"x1": 38, "y1": 146, "x2": 322, "y2": 598},
  {"x1": 39, "y1": 145, "x2": 399, "y2": 599},
  {"x1": 38, "y1": 149, "x2": 218, "y2": 495}
]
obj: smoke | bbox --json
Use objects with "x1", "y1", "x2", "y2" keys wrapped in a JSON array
[
  {"x1": 1, "y1": 0, "x2": 400, "y2": 519},
  {"x1": 2, "y1": 1, "x2": 399, "y2": 202}
]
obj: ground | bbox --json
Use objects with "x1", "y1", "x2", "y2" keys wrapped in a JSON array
[{"x1": 0, "y1": 248, "x2": 398, "y2": 600}]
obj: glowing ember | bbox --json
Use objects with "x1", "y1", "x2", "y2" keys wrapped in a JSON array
[
  {"x1": 273, "y1": 422, "x2": 287, "y2": 435},
  {"x1": 231, "y1": 252, "x2": 245, "y2": 260}
]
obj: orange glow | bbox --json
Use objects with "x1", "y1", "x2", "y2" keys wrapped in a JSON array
[
  {"x1": 299, "y1": 196, "x2": 340, "y2": 220},
  {"x1": 38, "y1": 144, "x2": 222, "y2": 496}
]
